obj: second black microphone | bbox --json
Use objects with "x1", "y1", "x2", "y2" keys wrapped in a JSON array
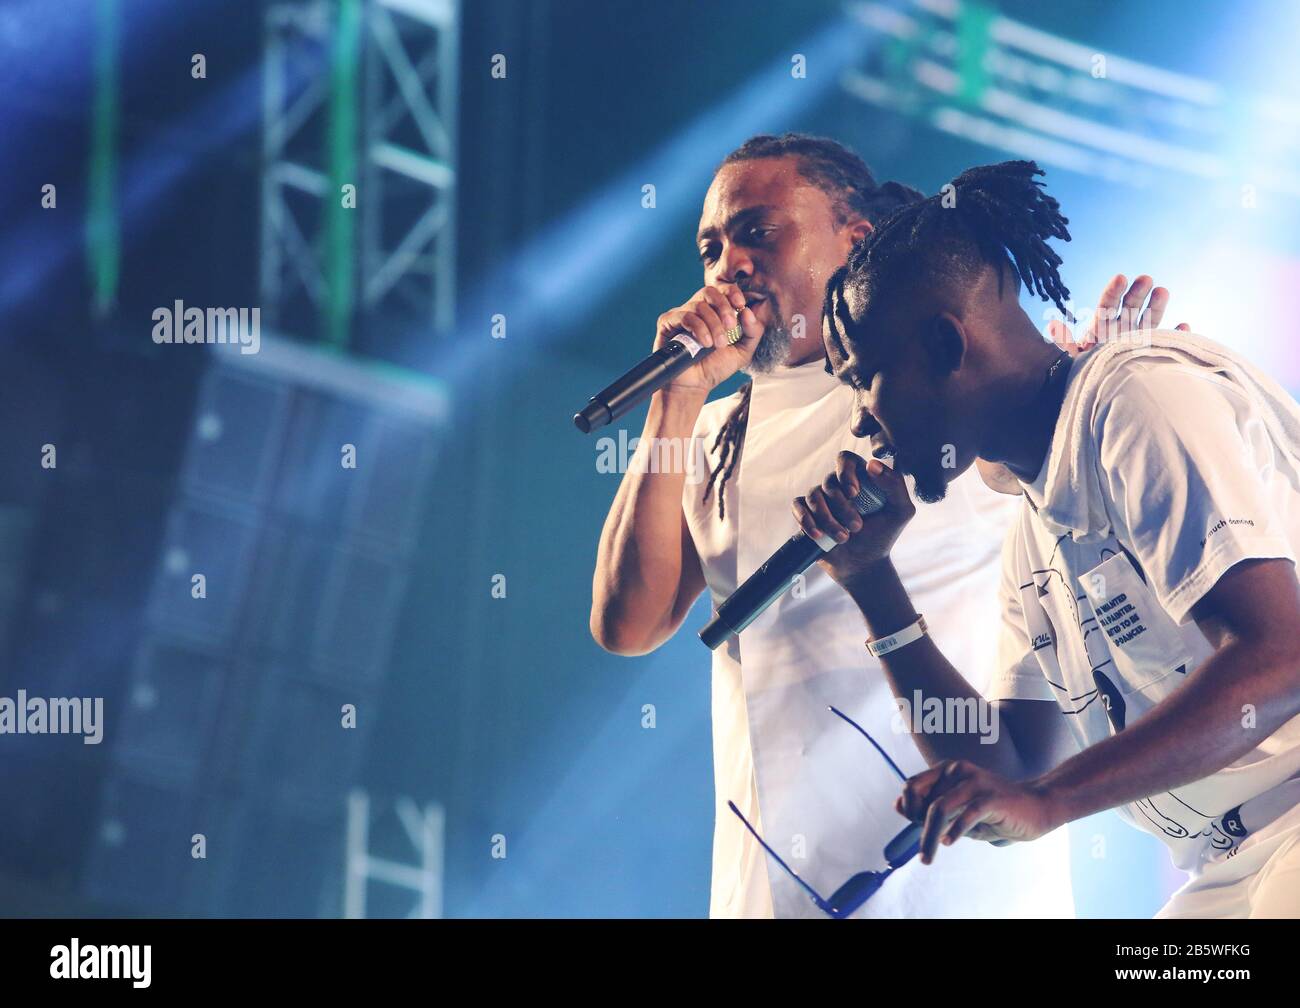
[{"x1": 698, "y1": 479, "x2": 887, "y2": 649}]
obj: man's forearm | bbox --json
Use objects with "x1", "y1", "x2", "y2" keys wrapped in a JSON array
[
  {"x1": 590, "y1": 389, "x2": 705, "y2": 653},
  {"x1": 841, "y1": 560, "x2": 1027, "y2": 777},
  {"x1": 1033, "y1": 638, "x2": 1300, "y2": 825}
]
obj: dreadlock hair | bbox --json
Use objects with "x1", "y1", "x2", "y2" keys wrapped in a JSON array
[
  {"x1": 823, "y1": 160, "x2": 1074, "y2": 373},
  {"x1": 700, "y1": 133, "x2": 924, "y2": 520}
]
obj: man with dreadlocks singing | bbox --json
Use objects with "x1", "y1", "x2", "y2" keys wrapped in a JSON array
[
  {"x1": 801, "y1": 159, "x2": 1300, "y2": 917},
  {"x1": 591, "y1": 134, "x2": 1170, "y2": 918}
]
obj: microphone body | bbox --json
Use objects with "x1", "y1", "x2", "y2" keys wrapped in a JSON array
[
  {"x1": 573, "y1": 333, "x2": 715, "y2": 433},
  {"x1": 698, "y1": 480, "x2": 887, "y2": 649}
]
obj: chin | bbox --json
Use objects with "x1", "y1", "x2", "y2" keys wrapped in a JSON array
[
  {"x1": 741, "y1": 326, "x2": 792, "y2": 374},
  {"x1": 909, "y1": 464, "x2": 951, "y2": 504}
]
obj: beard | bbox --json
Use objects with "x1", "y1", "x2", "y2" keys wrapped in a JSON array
[
  {"x1": 745, "y1": 324, "x2": 792, "y2": 374},
  {"x1": 895, "y1": 447, "x2": 951, "y2": 504},
  {"x1": 740, "y1": 298, "x2": 794, "y2": 374},
  {"x1": 912, "y1": 471, "x2": 949, "y2": 504}
]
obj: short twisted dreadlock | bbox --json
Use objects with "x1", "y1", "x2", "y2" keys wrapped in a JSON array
[
  {"x1": 824, "y1": 160, "x2": 1074, "y2": 368},
  {"x1": 700, "y1": 133, "x2": 924, "y2": 519}
]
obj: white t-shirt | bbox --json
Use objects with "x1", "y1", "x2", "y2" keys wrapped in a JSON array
[
  {"x1": 684, "y1": 357, "x2": 1075, "y2": 918},
  {"x1": 990, "y1": 353, "x2": 1300, "y2": 873}
]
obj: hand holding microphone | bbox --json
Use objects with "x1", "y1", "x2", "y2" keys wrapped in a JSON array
[
  {"x1": 790, "y1": 452, "x2": 917, "y2": 587},
  {"x1": 698, "y1": 458, "x2": 891, "y2": 650},
  {"x1": 573, "y1": 283, "x2": 765, "y2": 432},
  {"x1": 652, "y1": 284, "x2": 765, "y2": 394}
]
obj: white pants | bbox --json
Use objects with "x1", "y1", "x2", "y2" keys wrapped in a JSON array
[{"x1": 1157, "y1": 804, "x2": 1300, "y2": 918}]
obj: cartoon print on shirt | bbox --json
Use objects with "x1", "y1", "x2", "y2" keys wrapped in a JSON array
[
  {"x1": 1020, "y1": 535, "x2": 1113, "y2": 715},
  {"x1": 1022, "y1": 534, "x2": 1241, "y2": 855}
]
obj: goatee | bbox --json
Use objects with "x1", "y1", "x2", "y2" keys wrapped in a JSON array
[{"x1": 742, "y1": 322, "x2": 793, "y2": 375}]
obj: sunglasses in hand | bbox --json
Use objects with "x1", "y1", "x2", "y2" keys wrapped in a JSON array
[{"x1": 728, "y1": 705, "x2": 922, "y2": 919}]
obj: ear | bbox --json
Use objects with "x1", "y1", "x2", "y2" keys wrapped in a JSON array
[
  {"x1": 920, "y1": 312, "x2": 967, "y2": 376},
  {"x1": 844, "y1": 218, "x2": 873, "y2": 246}
]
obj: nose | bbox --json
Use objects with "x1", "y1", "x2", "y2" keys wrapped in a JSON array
[
  {"x1": 850, "y1": 400, "x2": 881, "y2": 441},
  {"x1": 714, "y1": 241, "x2": 754, "y2": 286}
]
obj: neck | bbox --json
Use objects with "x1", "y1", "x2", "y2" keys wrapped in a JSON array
[{"x1": 979, "y1": 333, "x2": 1072, "y2": 482}]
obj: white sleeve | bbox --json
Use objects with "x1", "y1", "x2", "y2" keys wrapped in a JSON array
[
  {"x1": 1095, "y1": 362, "x2": 1298, "y2": 625},
  {"x1": 985, "y1": 519, "x2": 1056, "y2": 703}
]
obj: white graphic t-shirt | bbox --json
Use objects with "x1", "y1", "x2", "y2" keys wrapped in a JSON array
[{"x1": 991, "y1": 343, "x2": 1300, "y2": 872}]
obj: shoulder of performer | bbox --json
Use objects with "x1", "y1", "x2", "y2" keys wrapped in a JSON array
[{"x1": 1089, "y1": 355, "x2": 1252, "y2": 449}]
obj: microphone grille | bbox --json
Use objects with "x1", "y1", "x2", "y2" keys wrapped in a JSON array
[{"x1": 853, "y1": 481, "x2": 886, "y2": 517}]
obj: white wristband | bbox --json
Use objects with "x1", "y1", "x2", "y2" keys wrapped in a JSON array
[{"x1": 865, "y1": 615, "x2": 928, "y2": 658}]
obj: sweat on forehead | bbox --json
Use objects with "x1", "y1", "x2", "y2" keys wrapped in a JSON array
[{"x1": 701, "y1": 158, "x2": 836, "y2": 225}]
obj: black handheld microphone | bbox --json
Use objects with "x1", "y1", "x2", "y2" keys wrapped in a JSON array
[
  {"x1": 573, "y1": 326, "x2": 742, "y2": 433},
  {"x1": 698, "y1": 479, "x2": 887, "y2": 649}
]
